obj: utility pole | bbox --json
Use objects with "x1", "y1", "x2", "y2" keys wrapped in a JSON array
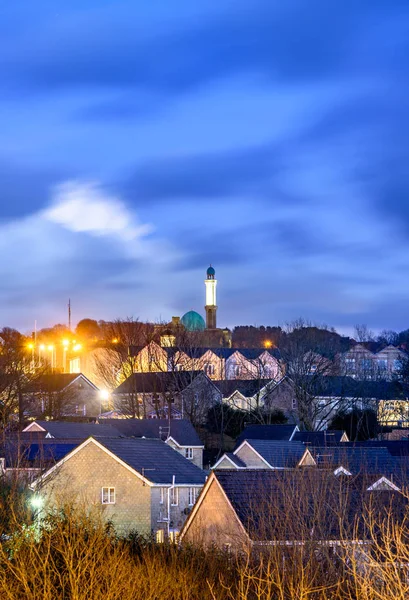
[{"x1": 68, "y1": 298, "x2": 71, "y2": 331}]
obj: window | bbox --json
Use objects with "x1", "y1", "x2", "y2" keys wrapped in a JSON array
[
  {"x1": 194, "y1": 392, "x2": 199, "y2": 405},
  {"x1": 292, "y1": 398, "x2": 297, "y2": 410},
  {"x1": 233, "y1": 364, "x2": 241, "y2": 377},
  {"x1": 169, "y1": 530, "x2": 179, "y2": 544},
  {"x1": 204, "y1": 363, "x2": 215, "y2": 376},
  {"x1": 345, "y1": 358, "x2": 355, "y2": 371},
  {"x1": 185, "y1": 448, "x2": 194, "y2": 459},
  {"x1": 156, "y1": 529, "x2": 165, "y2": 543},
  {"x1": 160, "y1": 487, "x2": 165, "y2": 505},
  {"x1": 361, "y1": 359, "x2": 372, "y2": 370},
  {"x1": 393, "y1": 359, "x2": 401, "y2": 371},
  {"x1": 188, "y1": 487, "x2": 198, "y2": 505},
  {"x1": 377, "y1": 359, "x2": 387, "y2": 370},
  {"x1": 101, "y1": 487, "x2": 115, "y2": 504},
  {"x1": 171, "y1": 487, "x2": 179, "y2": 506}
]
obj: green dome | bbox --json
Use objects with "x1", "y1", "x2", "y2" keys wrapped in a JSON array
[{"x1": 180, "y1": 310, "x2": 206, "y2": 332}]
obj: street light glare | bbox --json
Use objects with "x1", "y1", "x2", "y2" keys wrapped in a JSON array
[
  {"x1": 73, "y1": 344, "x2": 82, "y2": 352},
  {"x1": 100, "y1": 390, "x2": 110, "y2": 401},
  {"x1": 30, "y1": 495, "x2": 44, "y2": 509},
  {"x1": 47, "y1": 345, "x2": 54, "y2": 351},
  {"x1": 62, "y1": 339, "x2": 69, "y2": 347}
]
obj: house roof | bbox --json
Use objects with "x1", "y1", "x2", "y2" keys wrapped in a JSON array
[
  {"x1": 94, "y1": 438, "x2": 207, "y2": 485},
  {"x1": 23, "y1": 421, "x2": 121, "y2": 439},
  {"x1": 292, "y1": 430, "x2": 346, "y2": 445},
  {"x1": 235, "y1": 424, "x2": 298, "y2": 446},
  {"x1": 23, "y1": 373, "x2": 97, "y2": 394},
  {"x1": 100, "y1": 418, "x2": 203, "y2": 447},
  {"x1": 308, "y1": 445, "x2": 400, "y2": 477},
  {"x1": 310, "y1": 376, "x2": 406, "y2": 399},
  {"x1": 129, "y1": 345, "x2": 281, "y2": 361},
  {"x1": 213, "y1": 379, "x2": 272, "y2": 399},
  {"x1": 213, "y1": 469, "x2": 407, "y2": 542},
  {"x1": 237, "y1": 439, "x2": 307, "y2": 468},
  {"x1": 1, "y1": 437, "x2": 85, "y2": 468},
  {"x1": 112, "y1": 371, "x2": 204, "y2": 395},
  {"x1": 341, "y1": 440, "x2": 409, "y2": 456}
]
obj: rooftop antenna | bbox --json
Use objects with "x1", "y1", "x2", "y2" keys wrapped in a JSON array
[{"x1": 68, "y1": 298, "x2": 71, "y2": 331}]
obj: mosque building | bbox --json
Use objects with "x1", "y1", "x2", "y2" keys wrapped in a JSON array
[{"x1": 161, "y1": 266, "x2": 231, "y2": 348}]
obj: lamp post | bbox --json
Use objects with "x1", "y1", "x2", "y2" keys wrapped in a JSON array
[
  {"x1": 62, "y1": 339, "x2": 69, "y2": 372},
  {"x1": 48, "y1": 345, "x2": 55, "y2": 370}
]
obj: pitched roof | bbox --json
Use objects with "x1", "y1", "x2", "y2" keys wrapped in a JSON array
[
  {"x1": 235, "y1": 424, "x2": 297, "y2": 446},
  {"x1": 238, "y1": 440, "x2": 307, "y2": 468},
  {"x1": 24, "y1": 421, "x2": 121, "y2": 439},
  {"x1": 342, "y1": 440, "x2": 409, "y2": 456},
  {"x1": 1, "y1": 437, "x2": 85, "y2": 468},
  {"x1": 213, "y1": 379, "x2": 272, "y2": 398},
  {"x1": 112, "y1": 371, "x2": 204, "y2": 394},
  {"x1": 100, "y1": 418, "x2": 203, "y2": 447},
  {"x1": 308, "y1": 445, "x2": 400, "y2": 477},
  {"x1": 310, "y1": 376, "x2": 406, "y2": 399},
  {"x1": 213, "y1": 469, "x2": 407, "y2": 542},
  {"x1": 95, "y1": 438, "x2": 206, "y2": 485},
  {"x1": 292, "y1": 430, "x2": 346, "y2": 445},
  {"x1": 23, "y1": 373, "x2": 96, "y2": 393}
]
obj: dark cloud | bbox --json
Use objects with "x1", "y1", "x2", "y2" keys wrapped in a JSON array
[
  {"x1": 0, "y1": 162, "x2": 65, "y2": 221},
  {"x1": 1, "y1": 0, "x2": 407, "y2": 97}
]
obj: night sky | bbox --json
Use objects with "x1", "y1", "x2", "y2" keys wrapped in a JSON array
[{"x1": 1, "y1": 0, "x2": 409, "y2": 334}]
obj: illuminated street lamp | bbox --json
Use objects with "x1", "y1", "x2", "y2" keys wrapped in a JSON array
[{"x1": 99, "y1": 389, "x2": 110, "y2": 414}]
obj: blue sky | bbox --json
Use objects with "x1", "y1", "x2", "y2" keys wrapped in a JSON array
[{"x1": 1, "y1": 0, "x2": 409, "y2": 335}]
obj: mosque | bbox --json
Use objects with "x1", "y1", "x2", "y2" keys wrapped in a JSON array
[{"x1": 161, "y1": 266, "x2": 232, "y2": 348}]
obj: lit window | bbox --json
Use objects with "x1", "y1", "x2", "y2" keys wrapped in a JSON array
[
  {"x1": 156, "y1": 529, "x2": 165, "y2": 543},
  {"x1": 101, "y1": 487, "x2": 115, "y2": 504},
  {"x1": 169, "y1": 530, "x2": 179, "y2": 543},
  {"x1": 185, "y1": 448, "x2": 194, "y2": 459},
  {"x1": 171, "y1": 487, "x2": 179, "y2": 506},
  {"x1": 188, "y1": 488, "x2": 198, "y2": 505}
]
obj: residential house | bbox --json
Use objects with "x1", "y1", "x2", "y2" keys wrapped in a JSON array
[
  {"x1": 99, "y1": 418, "x2": 205, "y2": 469},
  {"x1": 23, "y1": 374, "x2": 101, "y2": 419},
  {"x1": 214, "y1": 379, "x2": 277, "y2": 411},
  {"x1": 340, "y1": 343, "x2": 407, "y2": 380},
  {"x1": 30, "y1": 437, "x2": 206, "y2": 538},
  {"x1": 112, "y1": 371, "x2": 221, "y2": 424},
  {"x1": 213, "y1": 439, "x2": 315, "y2": 470},
  {"x1": 129, "y1": 344, "x2": 283, "y2": 381},
  {"x1": 180, "y1": 469, "x2": 406, "y2": 550},
  {"x1": 22, "y1": 418, "x2": 205, "y2": 469}
]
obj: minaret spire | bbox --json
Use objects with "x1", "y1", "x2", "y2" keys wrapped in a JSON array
[{"x1": 204, "y1": 265, "x2": 217, "y2": 329}]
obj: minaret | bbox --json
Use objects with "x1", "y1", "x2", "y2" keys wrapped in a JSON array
[{"x1": 205, "y1": 265, "x2": 217, "y2": 329}]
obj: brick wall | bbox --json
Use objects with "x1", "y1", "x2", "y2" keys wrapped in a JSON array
[{"x1": 40, "y1": 441, "x2": 152, "y2": 536}]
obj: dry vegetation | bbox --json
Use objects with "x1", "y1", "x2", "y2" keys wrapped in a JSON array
[{"x1": 0, "y1": 479, "x2": 408, "y2": 599}]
